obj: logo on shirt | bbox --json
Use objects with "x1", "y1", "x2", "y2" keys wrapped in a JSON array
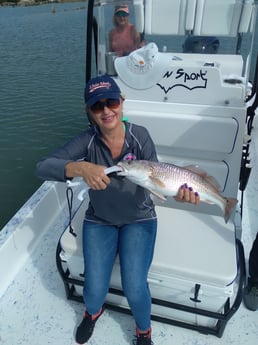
[{"x1": 122, "y1": 153, "x2": 136, "y2": 161}]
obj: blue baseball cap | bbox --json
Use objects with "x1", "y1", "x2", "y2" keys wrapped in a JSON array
[{"x1": 84, "y1": 75, "x2": 121, "y2": 107}]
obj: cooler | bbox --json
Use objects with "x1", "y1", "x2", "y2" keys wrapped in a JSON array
[{"x1": 56, "y1": 200, "x2": 245, "y2": 337}]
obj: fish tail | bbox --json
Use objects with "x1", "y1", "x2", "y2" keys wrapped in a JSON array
[{"x1": 224, "y1": 198, "x2": 238, "y2": 223}]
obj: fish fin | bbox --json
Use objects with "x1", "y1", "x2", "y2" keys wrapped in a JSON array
[
  {"x1": 204, "y1": 176, "x2": 221, "y2": 191},
  {"x1": 149, "y1": 176, "x2": 167, "y2": 188},
  {"x1": 185, "y1": 165, "x2": 221, "y2": 191},
  {"x1": 224, "y1": 198, "x2": 238, "y2": 223},
  {"x1": 148, "y1": 189, "x2": 167, "y2": 201},
  {"x1": 184, "y1": 165, "x2": 206, "y2": 176},
  {"x1": 148, "y1": 176, "x2": 167, "y2": 200}
]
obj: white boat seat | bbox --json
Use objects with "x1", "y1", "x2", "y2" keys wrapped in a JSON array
[
  {"x1": 193, "y1": 0, "x2": 253, "y2": 36},
  {"x1": 123, "y1": 103, "x2": 238, "y2": 195},
  {"x1": 133, "y1": 0, "x2": 145, "y2": 33},
  {"x1": 60, "y1": 203, "x2": 237, "y2": 287},
  {"x1": 144, "y1": 0, "x2": 197, "y2": 35},
  {"x1": 238, "y1": 0, "x2": 254, "y2": 33},
  {"x1": 136, "y1": 0, "x2": 253, "y2": 37}
]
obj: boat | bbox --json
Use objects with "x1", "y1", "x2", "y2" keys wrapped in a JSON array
[{"x1": 1, "y1": 1, "x2": 258, "y2": 344}]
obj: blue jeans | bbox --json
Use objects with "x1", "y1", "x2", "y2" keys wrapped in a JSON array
[{"x1": 82, "y1": 219, "x2": 157, "y2": 330}]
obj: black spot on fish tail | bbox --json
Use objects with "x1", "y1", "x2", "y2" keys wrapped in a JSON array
[{"x1": 224, "y1": 198, "x2": 238, "y2": 223}]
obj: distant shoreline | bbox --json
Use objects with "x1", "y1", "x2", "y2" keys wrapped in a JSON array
[{"x1": 0, "y1": 0, "x2": 85, "y2": 7}]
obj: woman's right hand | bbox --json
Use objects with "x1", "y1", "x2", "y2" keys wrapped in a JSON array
[{"x1": 65, "y1": 161, "x2": 110, "y2": 190}]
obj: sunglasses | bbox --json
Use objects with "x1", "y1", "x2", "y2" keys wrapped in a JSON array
[
  {"x1": 90, "y1": 98, "x2": 121, "y2": 112},
  {"x1": 115, "y1": 11, "x2": 129, "y2": 17}
]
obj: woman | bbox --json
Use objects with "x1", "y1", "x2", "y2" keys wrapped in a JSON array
[
  {"x1": 109, "y1": 5, "x2": 142, "y2": 57},
  {"x1": 36, "y1": 75, "x2": 200, "y2": 345}
]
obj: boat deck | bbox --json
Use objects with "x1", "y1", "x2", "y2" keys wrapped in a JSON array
[{"x1": 1, "y1": 116, "x2": 258, "y2": 345}]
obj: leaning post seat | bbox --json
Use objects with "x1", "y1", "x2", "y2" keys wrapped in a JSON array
[
  {"x1": 138, "y1": 0, "x2": 253, "y2": 37},
  {"x1": 193, "y1": 0, "x2": 253, "y2": 36},
  {"x1": 57, "y1": 198, "x2": 245, "y2": 337},
  {"x1": 143, "y1": 0, "x2": 197, "y2": 35},
  {"x1": 56, "y1": 0, "x2": 256, "y2": 338}
]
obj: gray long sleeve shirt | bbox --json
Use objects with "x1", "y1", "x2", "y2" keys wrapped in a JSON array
[{"x1": 36, "y1": 122, "x2": 158, "y2": 226}]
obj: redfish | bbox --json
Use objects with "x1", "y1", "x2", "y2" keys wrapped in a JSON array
[{"x1": 117, "y1": 160, "x2": 237, "y2": 223}]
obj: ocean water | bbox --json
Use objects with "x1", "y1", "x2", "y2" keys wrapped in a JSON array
[
  {"x1": 0, "y1": 2, "x2": 87, "y2": 228},
  {"x1": 0, "y1": 2, "x2": 257, "y2": 229}
]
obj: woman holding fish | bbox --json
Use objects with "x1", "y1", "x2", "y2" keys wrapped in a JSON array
[{"x1": 36, "y1": 75, "x2": 199, "y2": 345}]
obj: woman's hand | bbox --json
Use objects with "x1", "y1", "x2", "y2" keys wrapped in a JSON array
[
  {"x1": 65, "y1": 161, "x2": 110, "y2": 190},
  {"x1": 175, "y1": 183, "x2": 200, "y2": 205}
]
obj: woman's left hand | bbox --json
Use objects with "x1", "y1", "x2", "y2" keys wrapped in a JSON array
[{"x1": 175, "y1": 183, "x2": 200, "y2": 205}]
